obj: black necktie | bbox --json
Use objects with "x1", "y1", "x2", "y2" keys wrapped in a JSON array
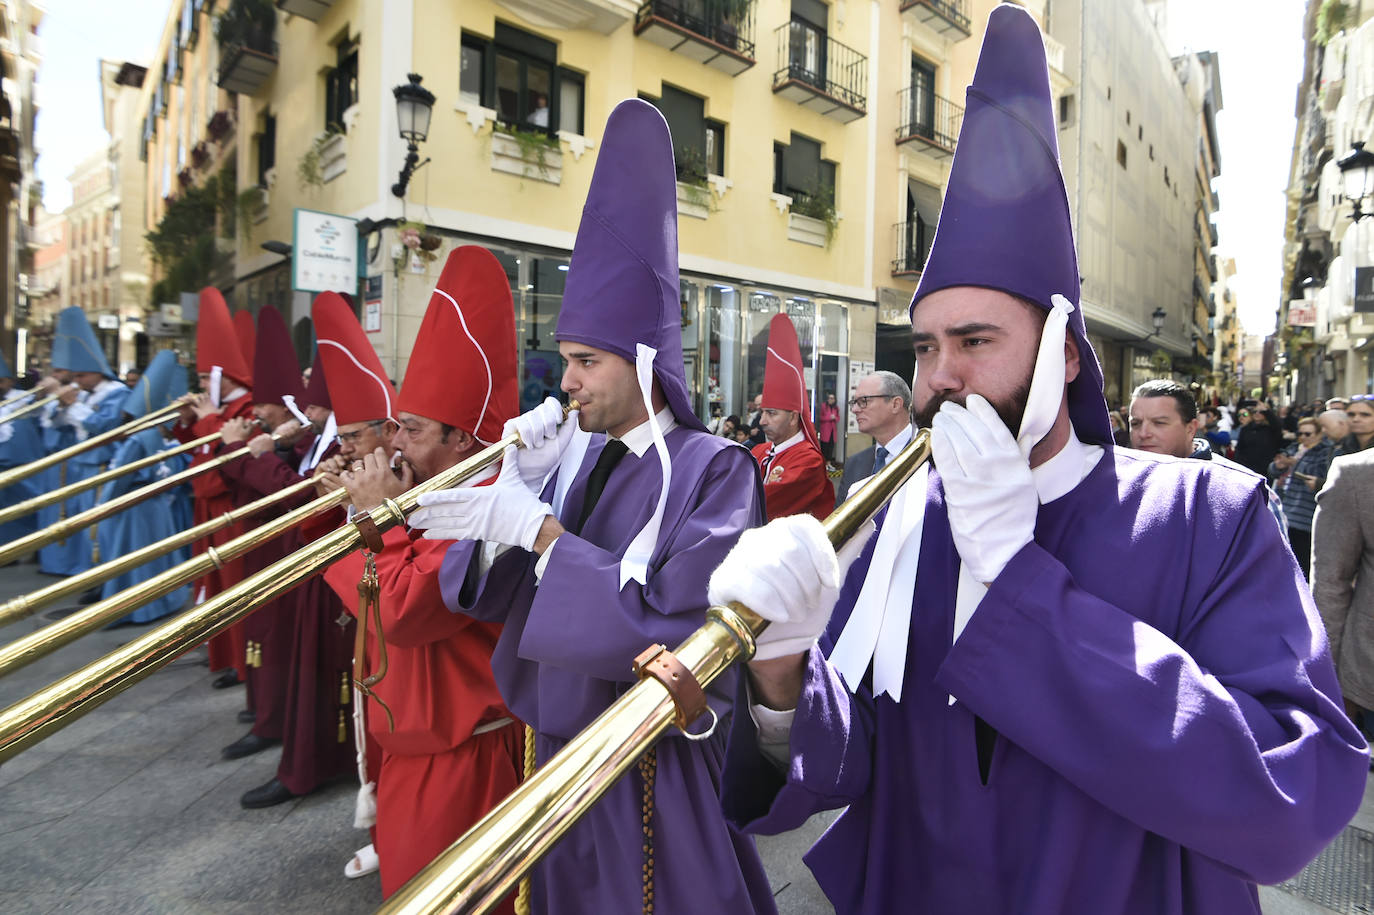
[
  {"x1": 872, "y1": 445, "x2": 889, "y2": 473},
  {"x1": 573, "y1": 439, "x2": 629, "y2": 534}
]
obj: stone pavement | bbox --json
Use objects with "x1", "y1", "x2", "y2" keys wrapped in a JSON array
[{"x1": 0, "y1": 555, "x2": 1368, "y2": 913}]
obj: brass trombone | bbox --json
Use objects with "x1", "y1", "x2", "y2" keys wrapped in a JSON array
[
  {"x1": 0, "y1": 391, "x2": 60, "y2": 425},
  {"x1": 0, "y1": 430, "x2": 221, "y2": 526},
  {"x1": 0, "y1": 475, "x2": 318, "y2": 634},
  {"x1": 0, "y1": 401, "x2": 184, "y2": 491},
  {"x1": 378, "y1": 431, "x2": 932, "y2": 915},
  {"x1": 0, "y1": 477, "x2": 334, "y2": 678},
  {"x1": 0, "y1": 409, "x2": 568, "y2": 762},
  {"x1": 0, "y1": 428, "x2": 286, "y2": 565}
]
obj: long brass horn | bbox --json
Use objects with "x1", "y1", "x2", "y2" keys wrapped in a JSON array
[
  {"x1": 0, "y1": 478, "x2": 335, "y2": 678},
  {"x1": 0, "y1": 401, "x2": 184, "y2": 491},
  {"x1": 0, "y1": 404, "x2": 576, "y2": 762},
  {"x1": 0, "y1": 475, "x2": 318, "y2": 634},
  {"x1": 378, "y1": 430, "x2": 932, "y2": 915},
  {"x1": 0, "y1": 430, "x2": 221, "y2": 526},
  {"x1": 0, "y1": 429, "x2": 286, "y2": 565},
  {"x1": 0, "y1": 391, "x2": 61, "y2": 424}
]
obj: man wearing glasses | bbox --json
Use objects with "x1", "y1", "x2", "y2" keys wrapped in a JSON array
[
  {"x1": 835, "y1": 371, "x2": 914, "y2": 504},
  {"x1": 1273, "y1": 416, "x2": 1334, "y2": 578}
]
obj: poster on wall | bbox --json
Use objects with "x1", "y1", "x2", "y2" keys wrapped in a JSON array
[
  {"x1": 1355, "y1": 267, "x2": 1374, "y2": 313},
  {"x1": 846, "y1": 360, "x2": 874, "y2": 434},
  {"x1": 292, "y1": 208, "x2": 358, "y2": 294}
]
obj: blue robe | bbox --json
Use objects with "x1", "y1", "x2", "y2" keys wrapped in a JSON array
[
  {"x1": 721, "y1": 448, "x2": 1370, "y2": 914},
  {"x1": 440, "y1": 428, "x2": 777, "y2": 915},
  {"x1": 97, "y1": 426, "x2": 192, "y2": 624},
  {"x1": 0, "y1": 389, "x2": 49, "y2": 544},
  {"x1": 36, "y1": 379, "x2": 128, "y2": 575}
]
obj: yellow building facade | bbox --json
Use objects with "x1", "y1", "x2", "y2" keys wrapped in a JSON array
[{"x1": 138, "y1": 0, "x2": 1060, "y2": 454}]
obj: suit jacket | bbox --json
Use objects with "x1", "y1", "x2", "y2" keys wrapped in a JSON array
[
  {"x1": 1312, "y1": 449, "x2": 1374, "y2": 710},
  {"x1": 836, "y1": 444, "x2": 877, "y2": 506}
]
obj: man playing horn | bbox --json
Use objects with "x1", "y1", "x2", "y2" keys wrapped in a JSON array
[
  {"x1": 35, "y1": 306, "x2": 129, "y2": 578},
  {"x1": 411, "y1": 100, "x2": 775, "y2": 914},
  {"x1": 323, "y1": 250, "x2": 523, "y2": 901},
  {"x1": 709, "y1": 8, "x2": 1369, "y2": 914},
  {"x1": 175, "y1": 288, "x2": 256, "y2": 689}
]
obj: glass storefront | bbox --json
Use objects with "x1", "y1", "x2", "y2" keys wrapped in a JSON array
[{"x1": 469, "y1": 239, "x2": 852, "y2": 458}]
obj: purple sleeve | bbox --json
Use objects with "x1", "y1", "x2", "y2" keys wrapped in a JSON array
[
  {"x1": 438, "y1": 539, "x2": 535, "y2": 622},
  {"x1": 721, "y1": 646, "x2": 877, "y2": 835},
  {"x1": 517, "y1": 447, "x2": 763, "y2": 684},
  {"x1": 936, "y1": 487, "x2": 1370, "y2": 885}
]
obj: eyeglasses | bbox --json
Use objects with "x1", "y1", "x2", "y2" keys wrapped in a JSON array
[
  {"x1": 848, "y1": 395, "x2": 896, "y2": 410},
  {"x1": 1298, "y1": 429, "x2": 1318, "y2": 437},
  {"x1": 337, "y1": 419, "x2": 391, "y2": 445},
  {"x1": 1239, "y1": 411, "x2": 1251, "y2": 418}
]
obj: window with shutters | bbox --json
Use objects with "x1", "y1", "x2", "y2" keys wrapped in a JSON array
[{"x1": 325, "y1": 38, "x2": 358, "y2": 133}]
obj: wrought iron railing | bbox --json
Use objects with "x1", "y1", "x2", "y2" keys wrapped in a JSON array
[
  {"x1": 773, "y1": 22, "x2": 867, "y2": 113},
  {"x1": 636, "y1": 0, "x2": 756, "y2": 58},
  {"x1": 895, "y1": 86, "x2": 962, "y2": 151},
  {"x1": 893, "y1": 219, "x2": 932, "y2": 275},
  {"x1": 898, "y1": 0, "x2": 971, "y2": 34}
]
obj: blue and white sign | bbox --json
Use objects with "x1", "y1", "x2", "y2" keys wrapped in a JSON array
[{"x1": 292, "y1": 208, "x2": 358, "y2": 294}]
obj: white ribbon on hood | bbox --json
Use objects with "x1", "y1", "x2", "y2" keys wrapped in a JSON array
[
  {"x1": 209, "y1": 366, "x2": 223, "y2": 408},
  {"x1": 829, "y1": 294, "x2": 1076, "y2": 703},
  {"x1": 619, "y1": 343, "x2": 672, "y2": 588},
  {"x1": 282, "y1": 394, "x2": 310, "y2": 426}
]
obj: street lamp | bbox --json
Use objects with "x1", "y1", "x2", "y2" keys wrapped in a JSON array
[
  {"x1": 391, "y1": 73, "x2": 436, "y2": 198},
  {"x1": 1144, "y1": 306, "x2": 1166, "y2": 339},
  {"x1": 1336, "y1": 141, "x2": 1374, "y2": 221}
]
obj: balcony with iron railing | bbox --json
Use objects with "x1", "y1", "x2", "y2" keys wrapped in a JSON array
[
  {"x1": 634, "y1": 0, "x2": 756, "y2": 75},
  {"x1": 895, "y1": 87, "x2": 961, "y2": 158},
  {"x1": 898, "y1": 0, "x2": 971, "y2": 39},
  {"x1": 217, "y1": 26, "x2": 278, "y2": 95},
  {"x1": 892, "y1": 219, "x2": 932, "y2": 276},
  {"x1": 772, "y1": 23, "x2": 867, "y2": 122}
]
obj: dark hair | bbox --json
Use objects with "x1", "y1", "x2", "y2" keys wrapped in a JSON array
[
  {"x1": 1130, "y1": 379, "x2": 1197, "y2": 422},
  {"x1": 725, "y1": 414, "x2": 741, "y2": 427}
]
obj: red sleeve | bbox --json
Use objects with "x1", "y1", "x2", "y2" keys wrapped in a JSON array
[
  {"x1": 327, "y1": 526, "x2": 480, "y2": 649},
  {"x1": 761, "y1": 442, "x2": 834, "y2": 522}
]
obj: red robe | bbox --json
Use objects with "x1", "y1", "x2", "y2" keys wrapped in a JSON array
[
  {"x1": 221, "y1": 433, "x2": 354, "y2": 803},
  {"x1": 174, "y1": 393, "x2": 255, "y2": 679},
  {"x1": 752, "y1": 438, "x2": 835, "y2": 521},
  {"x1": 325, "y1": 526, "x2": 521, "y2": 903}
]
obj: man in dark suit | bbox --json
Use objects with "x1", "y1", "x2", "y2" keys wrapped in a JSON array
[{"x1": 835, "y1": 370, "x2": 914, "y2": 505}]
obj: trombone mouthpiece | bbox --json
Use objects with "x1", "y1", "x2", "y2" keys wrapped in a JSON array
[{"x1": 565, "y1": 399, "x2": 581, "y2": 415}]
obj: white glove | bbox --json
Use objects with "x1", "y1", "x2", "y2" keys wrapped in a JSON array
[
  {"x1": 502, "y1": 396, "x2": 577, "y2": 494},
  {"x1": 409, "y1": 453, "x2": 553, "y2": 551},
  {"x1": 930, "y1": 395, "x2": 1037, "y2": 583},
  {"x1": 707, "y1": 514, "x2": 844, "y2": 661}
]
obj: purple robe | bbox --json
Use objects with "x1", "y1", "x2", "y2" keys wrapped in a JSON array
[
  {"x1": 722, "y1": 449, "x2": 1369, "y2": 914},
  {"x1": 441, "y1": 427, "x2": 777, "y2": 914}
]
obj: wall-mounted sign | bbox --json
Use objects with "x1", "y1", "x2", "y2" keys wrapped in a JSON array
[
  {"x1": 292, "y1": 208, "x2": 358, "y2": 294},
  {"x1": 364, "y1": 301, "x2": 382, "y2": 333},
  {"x1": 1355, "y1": 267, "x2": 1374, "y2": 313},
  {"x1": 96, "y1": 314, "x2": 119, "y2": 330},
  {"x1": 1287, "y1": 300, "x2": 1317, "y2": 327}
]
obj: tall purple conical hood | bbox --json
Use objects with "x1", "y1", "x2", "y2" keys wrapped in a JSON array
[
  {"x1": 913, "y1": 3, "x2": 1110, "y2": 446},
  {"x1": 556, "y1": 99, "x2": 706, "y2": 432}
]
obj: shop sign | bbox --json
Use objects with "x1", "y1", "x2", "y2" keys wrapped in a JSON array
[{"x1": 292, "y1": 208, "x2": 358, "y2": 294}]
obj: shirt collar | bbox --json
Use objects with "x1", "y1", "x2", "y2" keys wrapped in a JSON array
[
  {"x1": 1030, "y1": 425, "x2": 1104, "y2": 503},
  {"x1": 875, "y1": 424, "x2": 914, "y2": 453},
  {"x1": 769, "y1": 429, "x2": 806, "y2": 456},
  {"x1": 612, "y1": 405, "x2": 677, "y2": 458}
]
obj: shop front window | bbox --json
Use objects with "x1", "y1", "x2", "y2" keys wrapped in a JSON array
[
  {"x1": 680, "y1": 281, "x2": 702, "y2": 420},
  {"x1": 706, "y1": 283, "x2": 742, "y2": 422},
  {"x1": 519, "y1": 256, "x2": 568, "y2": 411},
  {"x1": 745, "y1": 291, "x2": 783, "y2": 409}
]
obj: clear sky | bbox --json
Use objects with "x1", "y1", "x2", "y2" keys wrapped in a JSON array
[
  {"x1": 1164, "y1": 0, "x2": 1307, "y2": 337},
  {"x1": 33, "y1": 0, "x2": 159, "y2": 212},
  {"x1": 33, "y1": 1, "x2": 1305, "y2": 338}
]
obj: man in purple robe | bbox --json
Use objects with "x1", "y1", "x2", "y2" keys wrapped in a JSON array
[
  {"x1": 707, "y1": 7, "x2": 1370, "y2": 914},
  {"x1": 410, "y1": 99, "x2": 776, "y2": 914}
]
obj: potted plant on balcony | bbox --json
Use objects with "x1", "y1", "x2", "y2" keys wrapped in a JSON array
[
  {"x1": 215, "y1": 0, "x2": 275, "y2": 53},
  {"x1": 207, "y1": 109, "x2": 234, "y2": 143},
  {"x1": 675, "y1": 145, "x2": 712, "y2": 214},
  {"x1": 394, "y1": 221, "x2": 441, "y2": 273},
  {"x1": 491, "y1": 122, "x2": 561, "y2": 182},
  {"x1": 191, "y1": 141, "x2": 211, "y2": 170},
  {"x1": 791, "y1": 180, "x2": 838, "y2": 247},
  {"x1": 296, "y1": 126, "x2": 341, "y2": 191}
]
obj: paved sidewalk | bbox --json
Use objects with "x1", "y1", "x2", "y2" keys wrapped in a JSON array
[{"x1": 0, "y1": 557, "x2": 1368, "y2": 913}]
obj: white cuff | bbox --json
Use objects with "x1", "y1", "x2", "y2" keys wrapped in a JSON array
[
  {"x1": 475, "y1": 541, "x2": 511, "y2": 577},
  {"x1": 745, "y1": 680, "x2": 795, "y2": 771},
  {"x1": 533, "y1": 536, "x2": 559, "y2": 582},
  {"x1": 64, "y1": 401, "x2": 94, "y2": 425}
]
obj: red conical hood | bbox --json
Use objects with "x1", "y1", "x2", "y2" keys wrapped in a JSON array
[
  {"x1": 398, "y1": 246, "x2": 518, "y2": 443},
  {"x1": 312, "y1": 292, "x2": 398, "y2": 426},
  {"x1": 253, "y1": 305, "x2": 305, "y2": 407},
  {"x1": 232, "y1": 311, "x2": 256, "y2": 376},
  {"x1": 303, "y1": 351, "x2": 330, "y2": 410},
  {"x1": 197, "y1": 288, "x2": 252, "y2": 387},
  {"x1": 761, "y1": 313, "x2": 819, "y2": 449}
]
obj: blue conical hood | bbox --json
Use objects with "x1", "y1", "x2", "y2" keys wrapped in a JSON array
[
  {"x1": 51, "y1": 307, "x2": 116, "y2": 377},
  {"x1": 556, "y1": 99, "x2": 705, "y2": 432},
  {"x1": 912, "y1": 4, "x2": 1109, "y2": 446},
  {"x1": 121, "y1": 350, "x2": 183, "y2": 419}
]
